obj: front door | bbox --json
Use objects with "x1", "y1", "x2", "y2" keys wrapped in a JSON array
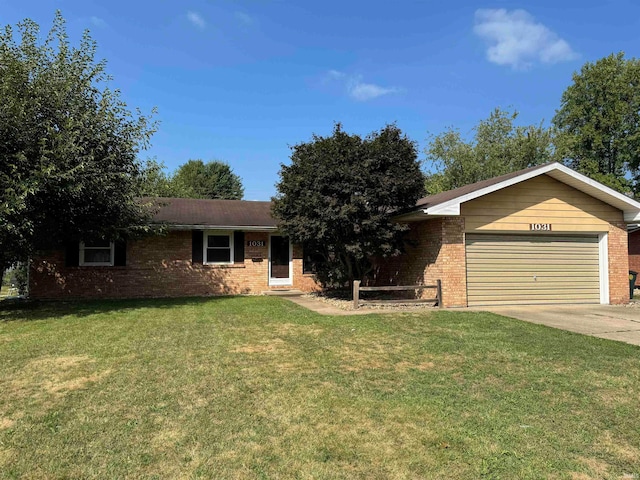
[{"x1": 269, "y1": 235, "x2": 292, "y2": 286}]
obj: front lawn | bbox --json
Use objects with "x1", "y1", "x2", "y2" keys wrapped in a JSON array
[{"x1": 1, "y1": 297, "x2": 638, "y2": 479}]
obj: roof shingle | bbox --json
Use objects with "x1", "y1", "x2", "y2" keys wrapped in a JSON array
[
  {"x1": 416, "y1": 163, "x2": 552, "y2": 208},
  {"x1": 143, "y1": 197, "x2": 277, "y2": 228}
]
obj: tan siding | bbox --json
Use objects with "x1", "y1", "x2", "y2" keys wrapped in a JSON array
[
  {"x1": 466, "y1": 234, "x2": 600, "y2": 306},
  {"x1": 461, "y1": 175, "x2": 623, "y2": 233}
]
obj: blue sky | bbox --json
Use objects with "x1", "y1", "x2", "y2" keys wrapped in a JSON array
[{"x1": 3, "y1": 1, "x2": 640, "y2": 199}]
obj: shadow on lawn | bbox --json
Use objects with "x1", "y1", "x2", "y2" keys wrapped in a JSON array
[{"x1": 0, "y1": 295, "x2": 236, "y2": 322}]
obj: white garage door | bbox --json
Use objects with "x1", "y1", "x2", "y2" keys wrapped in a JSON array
[{"x1": 466, "y1": 234, "x2": 601, "y2": 306}]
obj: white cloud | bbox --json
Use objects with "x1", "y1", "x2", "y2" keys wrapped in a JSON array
[
  {"x1": 187, "y1": 11, "x2": 206, "y2": 29},
  {"x1": 348, "y1": 79, "x2": 399, "y2": 101},
  {"x1": 235, "y1": 11, "x2": 255, "y2": 26},
  {"x1": 327, "y1": 69, "x2": 346, "y2": 80},
  {"x1": 89, "y1": 16, "x2": 107, "y2": 28},
  {"x1": 326, "y1": 70, "x2": 400, "y2": 101},
  {"x1": 473, "y1": 9, "x2": 577, "y2": 69}
]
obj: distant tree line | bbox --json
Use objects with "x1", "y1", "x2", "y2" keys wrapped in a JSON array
[{"x1": 425, "y1": 52, "x2": 640, "y2": 198}]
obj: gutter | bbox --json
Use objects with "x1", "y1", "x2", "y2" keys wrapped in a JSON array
[{"x1": 164, "y1": 224, "x2": 279, "y2": 231}]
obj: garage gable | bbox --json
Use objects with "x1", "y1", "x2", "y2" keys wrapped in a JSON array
[
  {"x1": 405, "y1": 162, "x2": 640, "y2": 223},
  {"x1": 461, "y1": 175, "x2": 623, "y2": 233}
]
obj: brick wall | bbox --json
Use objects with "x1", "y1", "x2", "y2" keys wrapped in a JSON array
[
  {"x1": 30, "y1": 219, "x2": 630, "y2": 305},
  {"x1": 372, "y1": 217, "x2": 467, "y2": 308},
  {"x1": 30, "y1": 231, "x2": 320, "y2": 300},
  {"x1": 608, "y1": 222, "x2": 630, "y2": 304},
  {"x1": 629, "y1": 230, "x2": 640, "y2": 275}
]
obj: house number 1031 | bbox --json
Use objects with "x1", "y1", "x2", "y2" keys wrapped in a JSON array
[
  {"x1": 530, "y1": 223, "x2": 552, "y2": 231},
  {"x1": 247, "y1": 240, "x2": 266, "y2": 247}
]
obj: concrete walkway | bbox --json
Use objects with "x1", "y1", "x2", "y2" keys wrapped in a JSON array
[{"x1": 481, "y1": 304, "x2": 640, "y2": 346}]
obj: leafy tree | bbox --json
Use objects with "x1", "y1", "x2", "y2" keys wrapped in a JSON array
[
  {"x1": 138, "y1": 159, "x2": 193, "y2": 198},
  {"x1": 553, "y1": 52, "x2": 640, "y2": 196},
  {"x1": 0, "y1": 13, "x2": 156, "y2": 274},
  {"x1": 272, "y1": 124, "x2": 425, "y2": 288},
  {"x1": 424, "y1": 108, "x2": 556, "y2": 194},
  {"x1": 172, "y1": 159, "x2": 244, "y2": 199}
]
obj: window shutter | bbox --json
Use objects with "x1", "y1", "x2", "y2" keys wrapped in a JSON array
[
  {"x1": 234, "y1": 231, "x2": 245, "y2": 263},
  {"x1": 114, "y1": 240, "x2": 127, "y2": 266},
  {"x1": 192, "y1": 230, "x2": 203, "y2": 264},
  {"x1": 65, "y1": 241, "x2": 80, "y2": 267}
]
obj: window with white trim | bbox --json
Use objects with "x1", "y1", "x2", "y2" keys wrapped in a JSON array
[
  {"x1": 204, "y1": 231, "x2": 234, "y2": 265},
  {"x1": 79, "y1": 240, "x2": 115, "y2": 266}
]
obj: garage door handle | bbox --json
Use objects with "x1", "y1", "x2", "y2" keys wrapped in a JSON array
[{"x1": 533, "y1": 275, "x2": 537, "y2": 281}]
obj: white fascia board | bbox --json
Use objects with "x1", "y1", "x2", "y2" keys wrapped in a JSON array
[
  {"x1": 549, "y1": 163, "x2": 640, "y2": 212},
  {"x1": 423, "y1": 204, "x2": 461, "y2": 216},
  {"x1": 421, "y1": 162, "x2": 640, "y2": 220},
  {"x1": 421, "y1": 163, "x2": 560, "y2": 217},
  {"x1": 167, "y1": 224, "x2": 278, "y2": 231}
]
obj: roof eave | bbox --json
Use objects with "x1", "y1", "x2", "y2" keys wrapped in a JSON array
[
  {"x1": 413, "y1": 163, "x2": 640, "y2": 223},
  {"x1": 165, "y1": 224, "x2": 278, "y2": 231}
]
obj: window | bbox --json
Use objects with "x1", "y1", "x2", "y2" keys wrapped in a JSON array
[
  {"x1": 79, "y1": 240, "x2": 114, "y2": 266},
  {"x1": 204, "y1": 231, "x2": 234, "y2": 265}
]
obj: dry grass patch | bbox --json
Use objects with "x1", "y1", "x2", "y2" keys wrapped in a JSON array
[
  {"x1": 573, "y1": 456, "x2": 611, "y2": 479},
  {"x1": 4, "y1": 355, "x2": 112, "y2": 402},
  {"x1": 596, "y1": 431, "x2": 640, "y2": 464},
  {"x1": 231, "y1": 337, "x2": 288, "y2": 354},
  {"x1": 0, "y1": 418, "x2": 15, "y2": 430},
  {"x1": 394, "y1": 360, "x2": 435, "y2": 372},
  {"x1": 274, "y1": 322, "x2": 325, "y2": 336}
]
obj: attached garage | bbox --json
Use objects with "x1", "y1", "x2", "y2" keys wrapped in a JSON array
[
  {"x1": 465, "y1": 234, "x2": 602, "y2": 306},
  {"x1": 393, "y1": 162, "x2": 640, "y2": 307}
]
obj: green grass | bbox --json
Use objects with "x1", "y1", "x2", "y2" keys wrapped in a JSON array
[
  {"x1": 0, "y1": 285, "x2": 18, "y2": 299},
  {"x1": 0, "y1": 297, "x2": 639, "y2": 479}
]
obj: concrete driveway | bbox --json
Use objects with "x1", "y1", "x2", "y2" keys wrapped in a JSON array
[{"x1": 480, "y1": 304, "x2": 640, "y2": 346}]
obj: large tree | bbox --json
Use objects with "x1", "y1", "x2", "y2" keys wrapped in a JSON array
[
  {"x1": 138, "y1": 159, "x2": 192, "y2": 198},
  {"x1": 424, "y1": 108, "x2": 556, "y2": 194},
  {"x1": 172, "y1": 159, "x2": 244, "y2": 199},
  {"x1": 0, "y1": 13, "x2": 156, "y2": 272},
  {"x1": 272, "y1": 124, "x2": 425, "y2": 288},
  {"x1": 553, "y1": 52, "x2": 640, "y2": 196}
]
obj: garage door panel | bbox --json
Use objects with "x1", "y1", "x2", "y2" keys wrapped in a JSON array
[
  {"x1": 467, "y1": 235, "x2": 597, "y2": 242},
  {"x1": 468, "y1": 283, "x2": 600, "y2": 291},
  {"x1": 468, "y1": 291, "x2": 599, "y2": 297},
  {"x1": 467, "y1": 298, "x2": 597, "y2": 306},
  {"x1": 468, "y1": 288, "x2": 599, "y2": 296},
  {"x1": 468, "y1": 258, "x2": 598, "y2": 265},
  {"x1": 465, "y1": 234, "x2": 600, "y2": 306},
  {"x1": 468, "y1": 251, "x2": 599, "y2": 258},
  {"x1": 467, "y1": 265, "x2": 598, "y2": 273}
]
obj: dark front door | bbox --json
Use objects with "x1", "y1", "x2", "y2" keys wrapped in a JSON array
[{"x1": 270, "y1": 236, "x2": 291, "y2": 284}]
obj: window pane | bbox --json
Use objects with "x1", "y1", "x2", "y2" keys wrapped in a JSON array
[
  {"x1": 208, "y1": 235, "x2": 229, "y2": 248},
  {"x1": 207, "y1": 248, "x2": 231, "y2": 263},
  {"x1": 84, "y1": 249, "x2": 111, "y2": 263},
  {"x1": 85, "y1": 239, "x2": 111, "y2": 248}
]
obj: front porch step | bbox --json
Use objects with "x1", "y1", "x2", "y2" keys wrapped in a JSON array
[{"x1": 262, "y1": 289, "x2": 304, "y2": 297}]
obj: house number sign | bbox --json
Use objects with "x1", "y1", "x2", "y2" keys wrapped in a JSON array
[
  {"x1": 247, "y1": 240, "x2": 266, "y2": 247},
  {"x1": 530, "y1": 223, "x2": 552, "y2": 231}
]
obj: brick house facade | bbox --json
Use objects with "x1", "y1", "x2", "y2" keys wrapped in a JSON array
[
  {"x1": 29, "y1": 163, "x2": 640, "y2": 306},
  {"x1": 30, "y1": 231, "x2": 319, "y2": 300}
]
